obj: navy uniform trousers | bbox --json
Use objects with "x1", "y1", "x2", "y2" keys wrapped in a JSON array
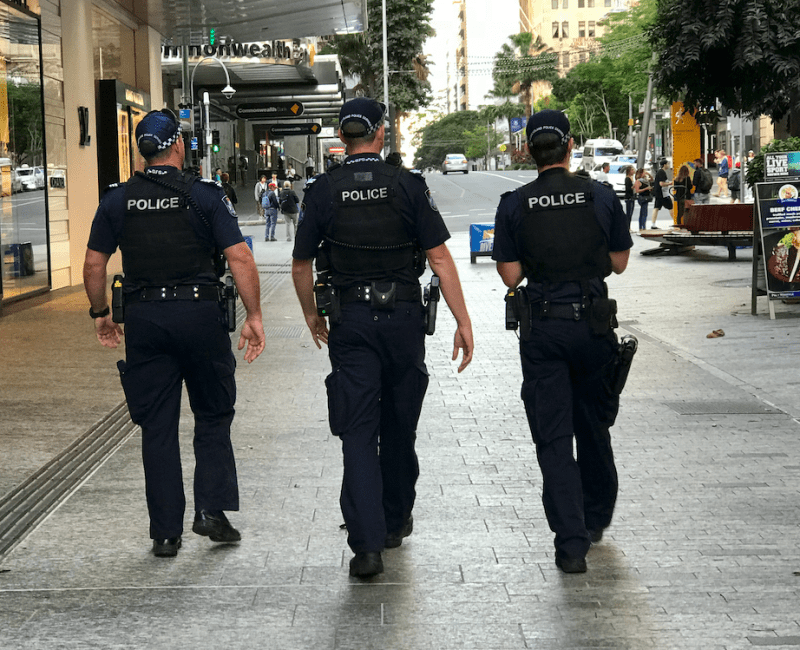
[
  {"x1": 117, "y1": 300, "x2": 239, "y2": 540},
  {"x1": 325, "y1": 301, "x2": 429, "y2": 554},
  {"x1": 519, "y1": 315, "x2": 620, "y2": 560}
]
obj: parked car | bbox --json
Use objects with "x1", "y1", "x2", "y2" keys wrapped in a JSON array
[
  {"x1": 442, "y1": 153, "x2": 468, "y2": 174},
  {"x1": 14, "y1": 165, "x2": 37, "y2": 191},
  {"x1": 612, "y1": 154, "x2": 638, "y2": 165},
  {"x1": 33, "y1": 166, "x2": 45, "y2": 190},
  {"x1": 590, "y1": 161, "x2": 630, "y2": 198},
  {"x1": 569, "y1": 150, "x2": 584, "y2": 172}
]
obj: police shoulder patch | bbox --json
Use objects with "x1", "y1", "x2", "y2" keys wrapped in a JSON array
[
  {"x1": 199, "y1": 177, "x2": 222, "y2": 187},
  {"x1": 425, "y1": 189, "x2": 439, "y2": 212},
  {"x1": 222, "y1": 195, "x2": 237, "y2": 217}
]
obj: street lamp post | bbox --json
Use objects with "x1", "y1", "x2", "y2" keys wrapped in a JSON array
[{"x1": 188, "y1": 56, "x2": 235, "y2": 179}]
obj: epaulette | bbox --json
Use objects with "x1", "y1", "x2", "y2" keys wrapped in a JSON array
[
  {"x1": 303, "y1": 176, "x2": 318, "y2": 190},
  {"x1": 327, "y1": 162, "x2": 342, "y2": 172},
  {"x1": 102, "y1": 182, "x2": 122, "y2": 196},
  {"x1": 408, "y1": 168, "x2": 425, "y2": 179},
  {"x1": 198, "y1": 177, "x2": 222, "y2": 187},
  {"x1": 500, "y1": 189, "x2": 515, "y2": 199}
]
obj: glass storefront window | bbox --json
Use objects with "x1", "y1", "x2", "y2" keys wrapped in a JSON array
[{"x1": 0, "y1": 3, "x2": 48, "y2": 302}]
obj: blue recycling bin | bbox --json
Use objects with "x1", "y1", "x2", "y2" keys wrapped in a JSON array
[
  {"x1": 6, "y1": 242, "x2": 34, "y2": 277},
  {"x1": 469, "y1": 223, "x2": 494, "y2": 263}
]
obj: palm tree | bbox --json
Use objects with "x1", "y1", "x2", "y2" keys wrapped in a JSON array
[{"x1": 491, "y1": 33, "x2": 557, "y2": 117}]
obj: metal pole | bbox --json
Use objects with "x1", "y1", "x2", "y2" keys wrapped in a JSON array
[
  {"x1": 637, "y1": 53, "x2": 657, "y2": 172},
  {"x1": 628, "y1": 95, "x2": 633, "y2": 151},
  {"x1": 204, "y1": 92, "x2": 211, "y2": 179}
]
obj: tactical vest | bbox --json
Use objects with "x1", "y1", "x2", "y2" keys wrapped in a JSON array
[
  {"x1": 325, "y1": 161, "x2": 418, "y2": 284},
  {"x1": 119, "y1": 170, "x2": 216, "y2": 287},
  {"x1": 516, "y1": 172, "x2": 611, "y2": 283}
]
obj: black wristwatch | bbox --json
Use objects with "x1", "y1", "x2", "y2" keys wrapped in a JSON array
[{"x1": 89, "y1": 305, "x2": 110, "y2": 319}]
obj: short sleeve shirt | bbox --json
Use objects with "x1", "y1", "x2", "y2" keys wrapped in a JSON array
[
  {"x1": 492, "y1": 167, "x2": 632, "y2": 301},
  {"x1": 292, "y1": 153, "x2": 450, "y2": 263}
]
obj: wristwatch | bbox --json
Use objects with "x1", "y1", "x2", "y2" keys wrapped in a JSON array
[{"x1": 89, "y1": 306, "x2": 110, "y2": 319}]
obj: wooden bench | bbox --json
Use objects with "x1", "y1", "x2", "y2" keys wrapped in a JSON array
[{"x1": 641, "y1": 204, "x2": 754, "y2": 260}]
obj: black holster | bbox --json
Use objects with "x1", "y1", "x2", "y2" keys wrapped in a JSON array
[
  {"x1": 224, "y1": 276, "x2": 238, "y2": 332},
  {"x1": 423, "y1": 275, "x2": 440, "y2": 336},
  {"x1": 111, "y1": 275, "x2": 125, "y2": 323},
  {"x1": 610, "y1": 334, "x2": 638, "y2": 395}
]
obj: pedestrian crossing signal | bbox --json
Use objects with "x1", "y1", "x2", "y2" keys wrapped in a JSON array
[{"x1": 210, "y1": 28, "x2": 216, "y2": 46}]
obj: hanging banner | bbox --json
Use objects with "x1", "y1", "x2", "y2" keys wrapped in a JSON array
[{"x1": 756, "y1": 155, "x2": 800, "y2": 299}]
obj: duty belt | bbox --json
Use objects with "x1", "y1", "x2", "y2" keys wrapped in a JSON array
[
  {"x1": 339, "y1": 283, "x2": 421, "y2": 305},
  {"x1": 126, "y1": 284, "x2": 223, "y2": 303},
  {"x1": 530, "y1": 301, "x2": 585, "y2": 321}
]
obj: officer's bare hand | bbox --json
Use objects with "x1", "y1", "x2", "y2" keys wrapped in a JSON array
[
  {"x1": 238, "y1": 316, "x2": 265, "y2": 363},
  {"x1": 452, "y1": 323, "x2": 474, "y2": 373},
  {"x1": 95, "y1": 315, "x2": 123, "y2": 349},
  {"x1": 306, "y1": 314, "x2": 329, "y2": 348}
]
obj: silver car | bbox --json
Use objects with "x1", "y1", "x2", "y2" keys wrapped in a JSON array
[{"x1": 442, "y1": 154, "x2": 468, "y2": 175}]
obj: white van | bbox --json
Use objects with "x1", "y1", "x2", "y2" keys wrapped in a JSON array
[{"x1": 580, "y1": 139, "x2": 624, "y2": 172}]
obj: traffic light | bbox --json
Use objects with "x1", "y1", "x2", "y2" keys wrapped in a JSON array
[
  {"x1": 209, "y1": 28, "x2": 216, "y2": 46},
  {"x1": 212, "y1": 129, "x2": 220, "y2": 153}
]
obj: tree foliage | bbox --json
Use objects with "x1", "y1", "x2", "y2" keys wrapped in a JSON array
[
  {"x1": 412, "y1": 110, "x2": 484, "y2": 170},
  {"x1": 489, "y1": 33, "x2": 558, "y2": 116},
  {"x1": 321, "y1": 0, "x2": 434, "y2": 113},
  {"x1": 650, "y1": 0, "x2": 800, "y2": 134},
  {"x1": 6, "y1": 81, "x2": 43, "y2": 166},
  {"x1": 551, "y1": 0, "x2": 656, "y2": 143}
]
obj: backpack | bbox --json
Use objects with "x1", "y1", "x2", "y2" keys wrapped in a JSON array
[
  {"x1": 728, "y1": 170, "x2": 741, "y2": 191},
  {"x1": 279, "y1": 189, "x2": 296, "y2": 212},
  {"x1": 697, "y1": 168, "x2": 713, "y2": 193},
  {"x1": 262, "y1": 189, "x2": 278, "y2": 209}
]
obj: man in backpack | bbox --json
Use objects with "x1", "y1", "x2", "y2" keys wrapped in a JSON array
[
  {"x1": 279, "y1": 180, "x2": 300, "y2": 241},
  {"x1": 692, "y1": 159, "x2": 712, "y2": 205}
]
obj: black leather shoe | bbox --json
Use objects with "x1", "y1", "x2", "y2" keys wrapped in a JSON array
[
  {"x1": 385, "y1": 515, "x2": 414, "y2": 549},
  {"x1": 192, "y1": 510, "x2": 241, "y2": 543},
  {"x1": 152, "y1": 536, "x2": 181, "y2": 557},
  {"x1": 349, "y1": 552, "x2": 383, "y2": 578},
  {"x1": 555, "y1": 552, "x2": 587, "y2": 574}
]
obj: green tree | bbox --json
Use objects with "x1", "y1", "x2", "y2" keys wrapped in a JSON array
[
  {"x1": 489, "y1": 33, "x2": 558, "y2": 117},
  {"x1": 412, "y1": 110, "x2": 483, "y2": 170},
  {"x1": 650, "y1": 0, "x2": 800, "y2": 136},
  {"x1": 321, "y1": 0, "x2": 434, "y2": 149},
  {"x1": 6, "y1": 81, "x2": 43, "y2": 166}
]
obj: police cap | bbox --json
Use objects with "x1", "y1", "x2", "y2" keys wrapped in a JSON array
[
  {"x1": 135, "y1": 109, "x2": 182, "y2": 158},
  {"x1": 526, "y1": 109, "x2": 571, "y2": 146},
  {"x1": 339, "y1": 97, "x2": 386, "y2": 138}
]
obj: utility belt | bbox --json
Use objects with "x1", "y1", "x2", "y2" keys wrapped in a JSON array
[
  {"x1": 339, "y1": 282, "x2": 421, "y2": 306},
  {"x1": 112, "y1": 275, "x2": 238, "y2": 332},
  {"x1": 505, "y1": 287, "x2": 617, "y2": 338}
]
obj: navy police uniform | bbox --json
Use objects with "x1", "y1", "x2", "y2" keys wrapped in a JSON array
[
  {"x1": 493, "y1": 166, "x2": 633, "y2": 561},
  {"x1": 87, "y1": 166, "x2": 244, "y2": 540},
  {"x1": 293, "y1": 153, "x2": 449, "y2": 554}
]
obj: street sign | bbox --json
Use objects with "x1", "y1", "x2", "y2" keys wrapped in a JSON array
[
  {"x1": 190, "y1": 137, "x2": 198, "y2": 151},
  {"x1": 510, "y1": 117, "x2": 527, "y2": 133},
  {"x1": 179, "y1": 109, "x2": 192, "y2": 120},
  {"x1": 268, "y1": 123, "x2": 321, "y2": 137},
  {"x1": 235, "y1": 102, "x2": 304, "y2": 119}
]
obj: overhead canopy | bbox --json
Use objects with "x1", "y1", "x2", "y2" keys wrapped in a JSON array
[{"x1": 142, "y1": 0, "x2": 366, "y2": 43}]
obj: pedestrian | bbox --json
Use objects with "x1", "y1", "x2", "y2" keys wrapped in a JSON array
[
  {"x1": 220, "y1": 172, "x2": 238, "y2": 210},
  {"x1": 305, "y1": 153, "x2": 315, "y2": 179},
  {"x1": 492, "y1": 109, "x2": 632, "y2": 573},
  {"x1": 729, "y1": 162, "x2": 742, "y2": 204},
  {"x1": 633, "y1": 167, "x2": 652, "y2": 231},
  {"x1": 291, "y1": 97, "x2": 474, "y2": 579},
  {"x1": 595, "y1": 161, "x2": 610, "y2": 184},
  {"x1": 263, "y1": 181, "x2": 279, "y2": 241},
  {"x1": 279, "y1": 180, "x2": 300, "y2": 241},
  {"x1": 82, "y1": 108, "x2": 266, "y2": 558},
  {"x1": 650, "y1": 159, "x2": 672, "y2": 229},
  {"x1": 254, "y1": 174, "x2": 268, "y2": 219},
  {"x1": 673, "y1": 164, "x2": 693, "y2": 225},
  {"x1": 214, "y1": 167, "x2": 222, "y2": 183},
  {"x1": 692, "y1": 158, "x2": 713, "y2": 205},
  {"x1": 623, "y1": 165, "x2": 636, "y2": 231},
  {"x1": 713, "y1": 150, "x2": 729, "y2": 198},
  {"x1": 287, "y1": 164, "x2": 298, "y2": 181}
]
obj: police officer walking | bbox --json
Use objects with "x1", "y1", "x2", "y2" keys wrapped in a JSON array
[
  {"x1": 492, "y1": 110, "x2": 632, "y2": 573},
  {"x1": 291, "y1": 98, "x2": 474, "y2": 579},
  {"x1": 83, "y1": 109, "x2": 266, "y2": 558}
]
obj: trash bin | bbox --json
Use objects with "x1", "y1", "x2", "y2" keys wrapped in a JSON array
[
  {"x1": 469, "y1": 223, "x2": 494, "y2": 264},
  {"x1": 8, "y1": 242, "x2": 34, "y2": 277}
]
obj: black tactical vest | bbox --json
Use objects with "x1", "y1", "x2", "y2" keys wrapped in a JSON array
[
  {"x1": 516, "y1": 172, "x2": 611, "y2": 283},
  {"x1": 326, "y1": 161, "x2": 418, "y2": 284},
  {"x1": 120, "y1": 170, "x2": 216, "y2": 287}
]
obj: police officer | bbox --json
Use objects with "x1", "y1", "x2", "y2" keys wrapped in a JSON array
[
  {"x1": 492, "y1": 110, "x2": 632, "y2": 573},
  {"x1": 291, "y1": 98, "x2": 474, "y2": 578},
  {"x1": 83, "y1": 109, "x2": 266, "y2": 558}
]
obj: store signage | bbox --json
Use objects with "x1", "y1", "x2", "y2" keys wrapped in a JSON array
[
  {"x1": 269, "y1": 123, "x2": 321, "y2": 137},
  {"x1": 755, "y1": 152, "x2": 800, "y2": 300},
  {"x1": 161, "y1": 41, "x2": 310, "y2": 67},
  {"x1": 329, "y1": 146, "x2": 345, "y2": 154},
  {"x1": 235, "y1": 102, "x2": 304, "y2": 119}
]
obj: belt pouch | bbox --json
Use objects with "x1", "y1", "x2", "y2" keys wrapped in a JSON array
[
  {"x1": 370, "y1": 281, "x2": 396, "y2": 310},
  {"x1": 587, "y1": 298, "x2": 617, "y2": 336}
]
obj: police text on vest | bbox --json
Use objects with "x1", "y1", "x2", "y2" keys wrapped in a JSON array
[
  {"x1": 528, "y1": 192, "x2": 585, "y2": 209},
  {"x1": 341, "y1": 187, "x2": 389, "y2": 202},
  {"x1": 127, "y1": 197, "x2": 182, "y2": 211}
]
